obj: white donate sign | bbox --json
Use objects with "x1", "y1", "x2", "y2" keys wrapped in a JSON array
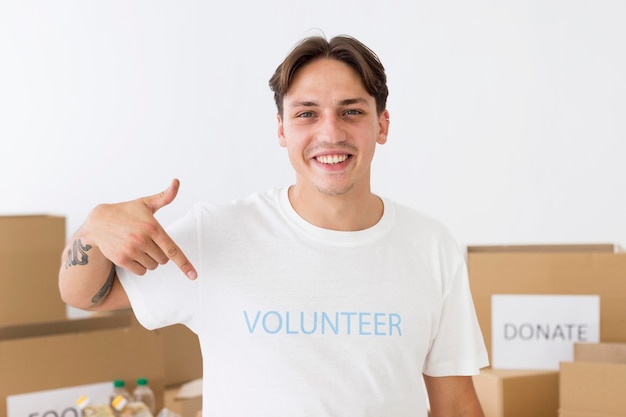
[
  {"x1": 491, "y1": 294, "x2": 600, "y2": 370},
  {"x1": 7, "y1": 381, "x2": 112, "y2": 417}
]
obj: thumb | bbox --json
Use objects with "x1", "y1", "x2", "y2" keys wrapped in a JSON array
[{"x1": 144, "y1": 178, "x2": 181, "y2": 213}]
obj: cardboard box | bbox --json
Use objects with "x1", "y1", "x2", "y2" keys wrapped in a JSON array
[
  {"x1": 473, "y1": 368, "x2": 559, "y2": 417},
  {"x1": 559, "y1": 342, "x2": 626, "y2": 416},
  {"x1": 170, "y1": 379, "x2": 202, "y2": 417},
  {"x1": 574, "y1": 341, "x2": 626, "y2": 363},
  {"x1": 0, "y1": 310, "x2": 165, "y2": 416},
  {"x1": 0, "y1": 215, "x2": 67, "y2": 326},
  {"x1": 164, "y1": 386, "x2": 184, "y2": 415},
  {"x1": 156, "y1": 324, "x2": 202, "y2": 387},
  {"x1": 468, "y1": 244, "x2": 616, "y2": 254},
  {"x1": 560, "y1": 411, "x2": 625, "y2": 417},
  {"x1": 467, "y1": 245, "x2": 626, "y2": 363},
  {"x1": 560, "y1": 362, "x2": 626, "y2": 415},
  {"x1": 164, "y1": 380, "x2": 202, "y2": 417}
]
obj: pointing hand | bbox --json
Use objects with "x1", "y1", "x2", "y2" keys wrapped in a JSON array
[{"x1": 86, "y1": 179, "x2": 198, "y2": 279}]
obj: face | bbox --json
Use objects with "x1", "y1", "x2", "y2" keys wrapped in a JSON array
[{"x1": 277, "y1": 58, "x2": 390, "y2": 198}]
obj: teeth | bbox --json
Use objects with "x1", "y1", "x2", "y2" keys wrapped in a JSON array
[{"x1": 316, "y1": 154, "x2": 348, "y2": 164}]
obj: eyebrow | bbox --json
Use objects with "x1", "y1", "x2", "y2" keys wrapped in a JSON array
[
  {"x1": 340, "y1": 98, "x2": 370, "y2": 106},
  {"x1": 290, "y1": 97, "x2": 371, "y2": 108}
]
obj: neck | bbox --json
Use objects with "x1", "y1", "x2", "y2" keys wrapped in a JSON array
[{"x1": 288, "y1": 185, "x2": 383, "y2": 231}]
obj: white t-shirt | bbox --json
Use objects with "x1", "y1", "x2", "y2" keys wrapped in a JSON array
[{"x1": 119, "y1": 187, "x2": 488, "y2": 416}]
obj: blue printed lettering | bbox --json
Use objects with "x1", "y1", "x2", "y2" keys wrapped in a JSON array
[
  {"x1": 389, "y1": 313, "x2": 402, "y2": 336},
  {"x1": 286, "y1": 311, "x2": 298, "y2": 334},
  {"x1": 243, "y1": 310, "x2": 261, "y2": 333},
  {"x1": 243, "y1": 310, "x2": 403, "y2": 336},
  {"x1": 322, "y1": 312, "x2": 339, "y2": 335},
  {"x1": 341, "y1": 312, "x2": 357, "y2": 335},
  {"x1": 374, "y1": 312, "x2": 386, "y2": 336},
  {"x1": 359, "y1": 312, "x2": 372, "y2": 335},
  {"x1": 301, "y1": 312, "x2": 318, "y2": 334},
  {"x1": 262, "y1": 310, "x2": 282, "y2": 334}
]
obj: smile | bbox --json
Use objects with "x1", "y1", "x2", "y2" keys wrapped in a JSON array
[{"x1": 315, "y1": 154, "x2": 349, "y2": 165}]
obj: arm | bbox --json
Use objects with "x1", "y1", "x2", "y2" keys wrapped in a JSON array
[
  {"x1": 58, "y1": 179, "x2": 198, "y2": 311},
  {"x1": 423, "y1": 374, "x2": 484, "y2": 417}
]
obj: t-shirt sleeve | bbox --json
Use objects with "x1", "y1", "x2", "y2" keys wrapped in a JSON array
[
  {"x1": 117, "y1": 207, "x2": 202, "y2": 332},
  {"x1": 422, "y1": 242, "x2": 489, "y2": 376}
]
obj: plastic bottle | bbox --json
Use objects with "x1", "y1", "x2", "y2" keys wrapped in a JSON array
[
  {"x1": 109, "y1": 380, "x2": 131, "y2": 417},
  {"x1": 76, "y1": 395, "x2": 115, "y2": 417},
  {"x1": 112, "y1": 395, "x2": 153, "y2": 417},
  {"x1": 132, "y1": 377, "x2": 156, "y2": 414}
]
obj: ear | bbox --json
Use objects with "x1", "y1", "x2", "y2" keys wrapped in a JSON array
[
  {"x1": 377, "y1": 109, "x2": 390, "y2": 145},
  {"x1": 277, "y1": 114, "x2": 287, "y2": 147}
]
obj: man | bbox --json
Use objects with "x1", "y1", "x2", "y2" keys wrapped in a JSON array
[{"x1": 59, "y1": 34, "x2": 488, "y2": 416}]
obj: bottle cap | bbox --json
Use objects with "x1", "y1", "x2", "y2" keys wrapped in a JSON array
[
  {"x1": 113, "y1": 379, "x2": 126, "y2": 388},
  {"x1": 136, "y1": 377, "x2": 148, "y2": 385}
]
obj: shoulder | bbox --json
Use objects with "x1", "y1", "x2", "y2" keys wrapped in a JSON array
[
  {"x1": 385, "y1": 198, "x2": 458, "y2": 242},
  {"x1": 382, "y1": 198, "x2": 465, "y2": 265},
  {"x1": 192, "y1": 188, "x2": 280, "y2": 213},
  {"x1": 184, "y1": 188, "x2": 284, "y2": 228}
]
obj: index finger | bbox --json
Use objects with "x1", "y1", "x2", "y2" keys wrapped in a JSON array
[{"x1": 155, "y1": 234, "x2": 198, "y2": 280}]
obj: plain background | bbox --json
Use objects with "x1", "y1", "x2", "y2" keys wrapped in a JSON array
[{"x1": 2, "y1": 0, "x2": 625, "y2": 251}]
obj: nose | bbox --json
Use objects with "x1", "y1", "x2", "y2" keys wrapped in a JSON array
[{"x1": 317, "y1": 112, "x2": 347, "y2": 143}]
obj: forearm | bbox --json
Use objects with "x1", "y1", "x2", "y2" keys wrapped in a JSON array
[
  {"x1": 59, "y1": 231, "x2": 129, "y2": 311},
  {"x1": 58, "y1": 181, "x2": 196, "y2": 311},
  {"x1": 424, "y1": 375, "x2": 485, "y2": 417}
]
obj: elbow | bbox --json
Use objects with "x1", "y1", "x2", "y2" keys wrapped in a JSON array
[{"x1": 58, "y1": 267, "x2": 89, "y2": 310}]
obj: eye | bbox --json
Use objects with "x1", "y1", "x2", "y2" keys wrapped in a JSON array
[
  {"x1": 344, "y1": 109, "x2": 364, "y2": 116},
  {"x1": 297, "y1": 111, "x2": 315, "y2": 118}
]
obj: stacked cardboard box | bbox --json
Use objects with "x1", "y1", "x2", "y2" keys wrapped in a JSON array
[
  {"x1": 472, "y1": 368, "x2": 559, "y2": 417},
  {"x1": 0, "y1": 310, "x2": 165, "y2": 415},
  {"x1": 0, "y1": 215, "x2": 67, "y2": 326},
  {"x1": 156, "y1": 324, "x2": 202, "y2": 388},
  {"x1": 164, "y1": 378, "x2": 202, "y2": 417},
  {"x1": 559, "y1": 342, "x2": 626, "y2": 416},
  {"x1": 0, "y1": 215, "x2": 202, "y2": 415},
  {"x1": 467, "y1": 244, "x2": 626, "y2": 417}
]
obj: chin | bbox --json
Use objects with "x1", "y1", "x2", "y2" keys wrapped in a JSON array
[{"x1": 315, "y1": 183, "x2": 355, "y2": 196}]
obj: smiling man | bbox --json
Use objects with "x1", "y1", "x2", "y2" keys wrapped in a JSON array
[
  {"x1": 59, "y1": 35, "x2": 488, "y2": 417},
  {"x1": 276, "y1": 56, "x2": 388, "y2": 231}
]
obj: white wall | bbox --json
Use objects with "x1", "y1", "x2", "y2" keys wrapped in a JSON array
[{"x1": 2, "y1": 0, "x2": 625, "y2": 249}]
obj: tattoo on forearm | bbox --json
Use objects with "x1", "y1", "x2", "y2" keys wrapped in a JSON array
[
  {"x1": 65, "y1": 239, "x2": 92, "y2": 268},
  {"x1": 91, "y1": 264, "x2": 116, "y2": 307}
]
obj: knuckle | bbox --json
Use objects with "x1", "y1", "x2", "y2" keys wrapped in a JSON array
[
  {"x1": 141, "y1": 221, "x2": 160, "y2": 234},
  {"x1": 92, "y1": 203, "x2": 110, "y2": 215},
  {"x1": 116, "y1": 252, "x2": 134, "y2": 266},
  {"x1": 119, "y1": 240, "x2": 141, "y2": 255},
  {"x1": 166, "y1": 245, "x2": 179, "y2": 258},
  {"x1": 127, "y1": 232, "x2": 151, "y2": 248}
]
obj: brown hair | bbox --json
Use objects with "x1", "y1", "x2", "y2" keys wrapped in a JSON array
[{"x1": 269, "y1": 35, "x2": 389, "y2": 116}]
